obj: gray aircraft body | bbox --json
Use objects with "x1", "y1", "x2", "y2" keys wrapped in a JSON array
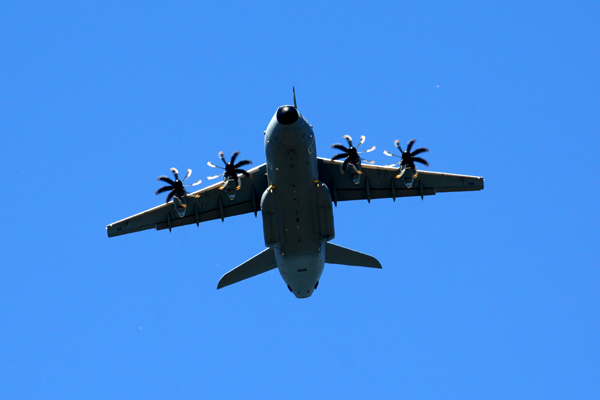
[
  {"x1": 263, "y1": 105, "x2": 332, "y2": 297},
  {"x1": 107, "y1": 99, "x2": 484, "y2": 298}
]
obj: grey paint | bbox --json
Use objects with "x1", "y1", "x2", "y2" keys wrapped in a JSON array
[
  {"x1": 217, "y1": 248, "x2": 277, "y2": 289},
  {"x1": 263, "y1": 106, "x2": 333, "y2": 298},
  {"x1": 325, "y1": 243, "x2": 382, "y2": 269}
]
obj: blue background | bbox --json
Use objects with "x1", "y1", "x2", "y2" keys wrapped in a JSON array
[{"x1": 1, "y1": 1, "x2": 599, "y2": 399}]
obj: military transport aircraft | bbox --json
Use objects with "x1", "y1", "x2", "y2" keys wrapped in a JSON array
[{"x1": 107, "y1": 92, "x2": 484, "y2": 298}]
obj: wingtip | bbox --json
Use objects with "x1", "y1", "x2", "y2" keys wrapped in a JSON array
[{"x1": 217, "y1": 275, "x2": 230, "y2": 290}]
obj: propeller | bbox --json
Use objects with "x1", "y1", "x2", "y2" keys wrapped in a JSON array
[
  {"x1": 383, "y1": 139, "x2": 429, "y2": 178},
  {"x1": 155, "y1": 168, "x2": 202, "y2": 204},
  {"x1": 330, "y1": 135, "x2": 376, "y2": 174},
  {"x1": 207, "y1": 151, "x2": 253, "y2": 190}
]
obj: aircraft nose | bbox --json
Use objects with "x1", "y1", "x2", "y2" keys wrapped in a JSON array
[{"x1": 276, "y1": 105, "x2": 299, "y2": 125}]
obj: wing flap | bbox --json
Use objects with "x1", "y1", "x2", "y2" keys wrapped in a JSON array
[
  {"x1": 335, "y1": 187, "x2": 437, "y2": 202},
  {"x1": 154, "y1": 198, "x2": 257, "y2": 231}
]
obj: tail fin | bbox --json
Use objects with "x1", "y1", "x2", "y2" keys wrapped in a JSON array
[
  {"x1": 217, "y1": 248, "x2": 277, "y2": 289},
  {"x1": 325, "y1": 243, "x2": 382, "y2": 269}
]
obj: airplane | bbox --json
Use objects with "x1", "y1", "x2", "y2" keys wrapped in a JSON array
[{"x1": 106, "y1": 91, "x2": 484, "y2": 298}]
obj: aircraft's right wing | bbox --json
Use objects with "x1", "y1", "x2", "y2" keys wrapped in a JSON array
[
  {"x1": 106, "y1": 164, "x2": 268, "y2": 237},
  {"x1": 317, "y1": 158, "x2": 484, "y2": 203}
]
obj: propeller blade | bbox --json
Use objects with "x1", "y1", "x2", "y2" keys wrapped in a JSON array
[
  {"x1": 234, "y1": 159, "x2": 252, "y2": 168},
  {"x1": 236, "y1": 169, "x2": 252, "y2": 179},
  {"x1": 383, "y1": 150, "x2": 393, "y2": 157},
  {"x1": 182, "y1": 169, "x2": 192, "y2": 182},
  {"x1": 208, "y1": 162, "x2": 225, "y2": 170},
  {"x1": 406, "y1": 139, "x2": 416, "y2": 153},
  {"x1": 361, "y1": 158, "x2": 376, "y2": 164},
  {"x1": 219, "y1": 151, "x2": 227, "y2": 165},
  {"x1": 166, "y1": 190, "x2": 176, "y2": 203},
  {"x1": 356, "y1": 135, "x2": 366, "y2": 149},
  {"x1": 156, "y1": 186, "x2": 173, "y2": 195},
  {"x1": 219, "y1": 180, "x2": 229, "y2": 190},
  {"x1": 157, "y1": 176, "x2": 175, "y2": 185},
  {"x1": 331, "y1": 153, "x2": 347, "y2": 161},
  {"x1": 230, "y1": 151, "x2": 241, "y2": 166},
  {"x1": 411, "y1": 157, "x2": 429, "y2": 166},
  {"x1": 343, "y1": 135, "x2": 353, "y2": 148},
  {"x1": 170, "y1": 168, "x2": 179, "y2": 181},
  {"x1": 331, "y1": 144, "x2": 349, "y2": 153},
  {"x1": 361, "y1": 146, "x2": 376, "y2": 153},
  {"x1": 342, "y1": 157, "x2": 350, "y2": 172},
  {"x1": 385, "y1": 162, "x2": 400, "y2": 167},
  {"x1": 207, "y1": 174, "x2": 222, "y2": 180},
  {"x1": 394, "y1": 140, "x2": 403, "y2": 153},
  {"x1": 411, "y1": 147, "x2": 429, "y2": 156},
  {"x1": 184, "y1": 179, "x2": 202, "y2": 187}
]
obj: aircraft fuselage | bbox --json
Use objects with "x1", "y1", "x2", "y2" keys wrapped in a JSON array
[{"x1": 262, "y1": 105, "x2": 334, "y2": 298}]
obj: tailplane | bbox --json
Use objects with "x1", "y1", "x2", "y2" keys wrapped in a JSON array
[
  {"x1": 325, "y1": 243, "x2": 382, "y2": 269},
  {"x1": 217, "y1": 248, "x2": 277, "y2": 289}
]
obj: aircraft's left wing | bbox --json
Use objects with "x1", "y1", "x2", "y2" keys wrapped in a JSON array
[
  {"x1": 317, "y1": 158, "x2": 483, "y2": 204},
  {"x1": 107, "y1": 164, "x2": 268, "y2": 238}
]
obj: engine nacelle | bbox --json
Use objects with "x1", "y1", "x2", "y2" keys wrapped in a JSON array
[{"x1": 172, "y1": 196, "x2": 187, "y2": 217}]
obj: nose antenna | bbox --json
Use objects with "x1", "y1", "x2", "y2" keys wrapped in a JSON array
[{"x1": 293, "y1": 86, "x2": 297, "y2": 109}]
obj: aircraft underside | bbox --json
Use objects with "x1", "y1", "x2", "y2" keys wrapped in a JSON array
[
  {"x1": 263, "y1": 105, "x2": 332, "y2": 298},
  {"x1": 106, "y1": 95, "x2": 483, "y2": 298}
]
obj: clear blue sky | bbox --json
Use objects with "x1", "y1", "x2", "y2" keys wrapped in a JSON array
[{"x1": 1, "y1": 2, "x2": 599, "y2": 399}]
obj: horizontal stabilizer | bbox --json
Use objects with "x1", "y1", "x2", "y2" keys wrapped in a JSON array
[
  {"x1": 217, "y1": 248, "x2": 277, "y2": 289},
  {"x1": 325, "y1": 243, "x2": 382, "y2": 269}
]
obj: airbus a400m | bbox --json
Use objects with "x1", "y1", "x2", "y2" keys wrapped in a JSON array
[{"x1": 107, "y1": 94, "x2": 484, "y2": 298}]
